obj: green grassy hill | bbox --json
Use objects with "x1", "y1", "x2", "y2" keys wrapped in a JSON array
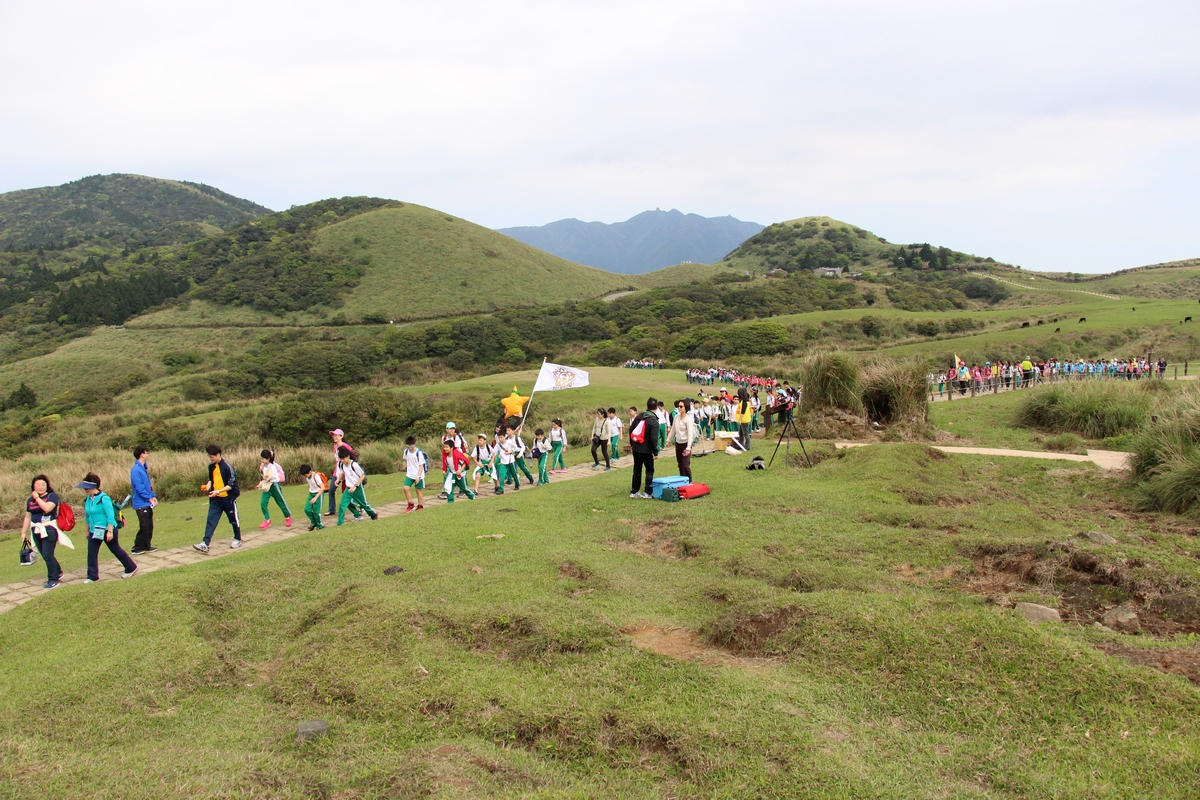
[
  {"x1": 0, "y1": 173, "x2": 271, "y2": 250},
  {"x1": 1, "y1": 446, "x2": 1198, "y2": 796},
  {"x1": 722, "y1": 215, "x2": 1004, "y2": 276}
]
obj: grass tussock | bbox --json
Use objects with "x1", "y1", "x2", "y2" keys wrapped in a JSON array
[
  {"x1": 1131, "y1": 391, "x2": 1200, "y2": 513},
  {"x1": 800, "y1": 351, "x2": 862, "y2": 415},
  {"x1": 1015, "y1": 381, "x2": 1158, "y2": 439},
  {"x1": 861, "y1": 358, "x2": 928, "y2": 423}
]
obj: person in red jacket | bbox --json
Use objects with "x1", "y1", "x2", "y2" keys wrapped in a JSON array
[{"x1": 441, "y1": 441, "x2": 476, "y2": 502}]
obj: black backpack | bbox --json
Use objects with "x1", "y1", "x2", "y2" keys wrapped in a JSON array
[{"x1": 746, "y1": 456, "x2": 766, "y2": 471}]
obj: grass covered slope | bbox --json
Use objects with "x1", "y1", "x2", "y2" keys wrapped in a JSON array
[
  {"x1": 0, "y1": 447, "x2": 1198, "y2": 797},
  {"x1": 321, "y1": 205, "x2": 635, "y2": 321},
  {"x1": 0, "y1": 173, "x2": 271, "y2": 249}
]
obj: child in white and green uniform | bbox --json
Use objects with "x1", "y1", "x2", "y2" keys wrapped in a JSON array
[
  {"x1": 496, "y1": 431, "x2": 520, "y2": 491},
  {"x1": 258, "y1": 449, "x2": 292, "y2": 529},
  {"x1": 337, "y1": 446, "x2": 377, "y2": 525},
  {"x1": 299, "y1": 464, "x2": 326, "y2": 531},
  {"x1": 549, "y1": 419, "x2": 567, "y2": 473},
  {"x1": 472, "y1": 434, "x2": 500, "y2": 495},
  {"x1": 533, "y1": 428, "x2": 551, "y2": 485},
  {"x1": 402, "y1": 436, "x2": 427, "y2": 513},
  {"x1": 510, "y1": 426, "x2": 536, "y2": 484},
  {"x1": 607, "y1": 408, "x2": 622, "y2": 461}
]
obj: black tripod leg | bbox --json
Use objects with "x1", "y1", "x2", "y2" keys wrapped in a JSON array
[{"x1": 767, "y1": 422, "x2": 788, "y2": 468}]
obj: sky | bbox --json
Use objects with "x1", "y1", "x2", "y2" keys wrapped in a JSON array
[{"x1": 1, "y1": 0, "x2": 1198, "y2": 273}]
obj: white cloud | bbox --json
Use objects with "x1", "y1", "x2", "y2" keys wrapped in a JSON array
[{"x1": 1, "y1": 0, "x2": 1197, "y2": 271}]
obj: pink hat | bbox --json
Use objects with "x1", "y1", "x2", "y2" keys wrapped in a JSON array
[{"x1": 329, "y1": 429, "x2": 344, "y2": 437}]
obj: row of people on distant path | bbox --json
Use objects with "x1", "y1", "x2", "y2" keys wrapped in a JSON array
[
  {"x1": 621, "y1": 359, "x2": 665, "y2": 369},
  {"x1": 931, "y1": 356, "x2": 1171, "y2": 397},
  {"x1": 685, "y1": 366, "x2": 781, "y2": 390}
]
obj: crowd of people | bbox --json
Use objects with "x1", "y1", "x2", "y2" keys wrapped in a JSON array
[
  {"x1": 685, "y1": 366, "x2": 782, "y2": 390},
  {"x1": 932, "y1": 356, "x2": 1171, "y2": 397},
  {"x1": 621, "y1": 359, "x2": 665, "y2": 369}
]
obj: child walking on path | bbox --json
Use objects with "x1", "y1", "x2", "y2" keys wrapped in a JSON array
[
  {"x1": 497, "y1": 430, "x2": 520, "y2": 491},
  {"x1": 194, "y1": 444, "x2": 242, "y2": 553},
  {"x1": 78, "y1": 472, "x2": 138, "y2": 582},
  {"x1": 471, "y1": 434, "x2": 501, "y2": 495},
  {"x1": 608, "y1": 408, "x2": 622, "y2": 461},
  {"x1": 533, "y1": 428, "x2": 551, "y2": 485},
  {"x1": 403, "y1": 436, "x2": 428, "y2": 512},
  {"x1": 590, "y1": 408, "x2": 612, "y2": 470},
  {"x1": 441, "y1": 442, "x2": 476, "y2": 502},
  {"x1": 549, "y1": 419, "x2": 568, "y2": 472},
  {"x1": 258, "y1": 449, "x2": 293, "y2": 529},
  {"x1": 510, "y1": 425, "x2": 536, "y2": 485},
  {"x1": 337, "y1": 445, "x2": 377, "y2": 525},
  {"x1": 299, "y1": 464, "x2": 326, "y2": 530}
]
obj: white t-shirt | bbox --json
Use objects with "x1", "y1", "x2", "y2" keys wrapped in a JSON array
[
  {"x1": 550, "y1": 427, "x2": 566, "y2": 443},
  {"x1": 404, "y1": 449, "x2": 427, "y2": 480},
  {"x1": 342, "y1": 461, "x2": 366, "y2": 491},
  {"x1": 305, "y1": 473, "x2": 325, "y2": 494},
  {"x1": 609, "y1": 417, "x2": 623, "y2": 436},
  {"x1": 498, "y1": 439, "x2": 517, "y2": 465}
]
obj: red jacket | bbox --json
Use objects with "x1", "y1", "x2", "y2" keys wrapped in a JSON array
[{"x1": 442, "y1": 448, "x2": 469, "y2": 475}]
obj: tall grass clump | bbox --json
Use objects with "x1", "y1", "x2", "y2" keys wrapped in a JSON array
[
  {"x1": 800, "y1": 352, "x2": 862, "y2": 415},
  {"x1": 1130, "y1": 391, "x2": 1200, "y2": 512},
  {"x1": 861, "y1": 359, "x2": 928, "y2": 423},
  {"x1": 1014, "y1": 381, "x2": 1156, "y2": 440}
]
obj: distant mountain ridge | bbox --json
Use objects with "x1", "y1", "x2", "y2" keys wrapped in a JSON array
[{"x1": 498, "y1": 209, "x2": 764, "y2": 274}]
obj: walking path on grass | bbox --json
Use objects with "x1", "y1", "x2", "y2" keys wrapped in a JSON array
[
  {"x1": 834, "y1": 442, "x2": 1130, "y2": 470},
  {"x1": 0, "y1": 456, "x2": 647, "y2": 615}
]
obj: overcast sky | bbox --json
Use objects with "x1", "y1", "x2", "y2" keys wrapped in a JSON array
[{"x1": 2, "y1": 1, "x2": 1197, "y2": 272}]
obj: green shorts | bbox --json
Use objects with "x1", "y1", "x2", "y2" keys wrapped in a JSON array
[{"x1": 404, "y1": 477, "x2": 425, "y2": 489}]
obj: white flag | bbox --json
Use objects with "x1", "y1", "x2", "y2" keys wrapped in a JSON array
[{"x1": 534, "y1": 361, "x2": 590, "y2": 391}]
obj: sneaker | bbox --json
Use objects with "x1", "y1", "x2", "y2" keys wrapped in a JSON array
[
  {"x1": 146, "y1": 547, "x2": 158, "y2": 553},
  {"x1": 43, "y1": 581, "x2": 59, "y2": 590},
  {"x1": 230, "y1": 539, "x2": 242, "y2": 549},
  {"x1": 193, "y1": 542, "x2": 209, "y2": 553},
  {"x1": 592, "y1": 463, "x2": 600, "y2": 469},
  {"x1": 437, "y1": 492, "x2": 448, "y2": 499},
  {"x1": 604, "y1": 467, "x2": 612, "y2": 472},
  {"x1": 630, "y1": 492, "x2": 639, "y2": 498},
  {"x1": 323, "y1": 511, "x2": 335, "y2": 517},
  {"x1": 259, "y1": 520, "x2": 272, "y2": 530},
  {"x1": 315, "y1": 525, "x2": 324, "y2": 530},
  {"x1": 639, "y1": 492, "x2": 653, "y2": 499},
  {"x1": 307, "y1": 524, "x2": 316, "y2": 532},
  {"x1": 130, "y1": 548, "x2": 146, "y2": 556},
  {"x1": 122, "y1": 566, "x2": 139, "y2": 579},
  {"x1": 403, "y1": 503, "x2": 416, "y2": 514},
  {"x1": 284, "y1": 517, "x2": 293, "y2": 528},
  {"x1": 85, "y1": 578, "x2": 97, "y2": 584},
  {"x1": 512, "y1": 486, "x2": 520, "y2": 491},
  {"x1": 416, "y1": 505, "x2": 425, "y2": 511},
  {"x1": 369, "y1": 513, "x2": 378, "y2": 520}
]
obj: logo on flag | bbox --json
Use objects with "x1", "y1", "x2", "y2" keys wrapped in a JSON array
[{"x1": 534, "y1": 362, "x2": 589, "y2": 392}]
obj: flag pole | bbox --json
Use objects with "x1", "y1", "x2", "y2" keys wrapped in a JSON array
[{"x1": 520, "y1": 358, "x2": 547, "y2": 429}]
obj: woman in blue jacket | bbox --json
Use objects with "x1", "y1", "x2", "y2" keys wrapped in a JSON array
[{"x1": 77, "y1": 473, "x2": 138, "y2": 583}]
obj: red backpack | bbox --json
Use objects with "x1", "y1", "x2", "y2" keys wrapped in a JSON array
[
  {"x1": 630, "y1": 418, "x2": 646, "y2": 444},
  {"x1": 56, "y1": 502, "x2": 76, "y2": 532}
]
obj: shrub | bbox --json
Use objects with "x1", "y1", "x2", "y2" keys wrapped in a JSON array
[
  {"x1": 1015, "y1": 382, "x2": 1156, "y2": 439},
  {"x1": 180, "y1": 378, "x2": 217, "y2": 401},
  {"x1": 135, "y1": 419, "x2": 198, "y2": 452},
  {"x1": 861, "y1": 359, "x2": 928, "y2": 423},
  {"x1": 800, "y1": 352, "x2": 862, "y2": 415},
  {"x1": 1044, "y1": 432, "x2": 1084, "y2": 454}
]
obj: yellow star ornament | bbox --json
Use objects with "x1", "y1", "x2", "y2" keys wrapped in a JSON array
[{"x1": 501, "y1": 386, "x2": 529, "y2": 417}]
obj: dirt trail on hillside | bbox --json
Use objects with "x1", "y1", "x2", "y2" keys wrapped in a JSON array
[{"x1": 834, "y1": 442, "x2": 1130, "y2": 470}]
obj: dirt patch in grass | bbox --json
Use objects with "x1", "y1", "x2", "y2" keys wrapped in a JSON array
[
  {"x1": 612, "y1": 519, "x2": 699, "y2": 560},
  {"x1": 965, "y1": 543, "x2": 1200, "y2": 636},
  {"x1": 558, "y1": 561, "x2": 594, "y2": 582},
  {"x1": 1095, "y1": 643, "x2": 1200, "y2": 685},
  {"x1": 623, "y1": 626, "x2": 774, "y2": 670},
  {"x1": 702, "y1": 606, "x2": 804, "y2": 656},
  {"x1": 895, "y1": 563, "x2": 959, "y2": 583}
]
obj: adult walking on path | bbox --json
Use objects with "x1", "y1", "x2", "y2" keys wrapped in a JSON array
[
  {"x1": 129, "y1": 445, "x2": 158, "y2": 554},
  {"x1": 194, "y1": 444, "x2": 242, "y2": 553},
  {"x1": 325, "y1": 429, "x2": 352, "y2": 517},
  {"x1": 21, "y1": 475, "x2": 63, "y2": 591},
  {"x1": 667, "y1": 398, "x2": 697, "y2": 481},
  {"x1": 78, "y1": 473, "x2": 138, "y2": 583},
  {"x1": 590, "y1": 408, "x2": 612, "y2": 470},
  {"x1": 629, "y1": 399, "x2": 661, "y2": 499}
]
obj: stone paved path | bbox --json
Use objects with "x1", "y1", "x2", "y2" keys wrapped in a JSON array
[
  {"x1": 0, "y1": 450, "x2": 705, "y2": 615},
  {"x1": 834, "y1": 441, "x2": 1131, "y2": 470}
]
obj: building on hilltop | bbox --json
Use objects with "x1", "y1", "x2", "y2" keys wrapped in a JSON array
[{"x1": 813, "y1": 267, "x2": 843, "y2": 278}]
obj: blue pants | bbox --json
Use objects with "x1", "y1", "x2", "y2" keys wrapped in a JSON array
[{"x1": 204, "y1": 496, "x2": 241, "y2": 545}]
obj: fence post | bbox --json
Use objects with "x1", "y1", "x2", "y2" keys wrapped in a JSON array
[
  {"x1": 1175, "y1": 367, "x2": 1178, "y2": 380},
  {"x1": 1186, "y1": 360, "x2": 1189, "y2": 376}
]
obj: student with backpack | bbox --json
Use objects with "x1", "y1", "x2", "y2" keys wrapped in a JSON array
[
  {"x1": 78, "y1": 472, "x2": 138, "y2": 582},
  {"x1": 194, "y1": 444, "x2": 242, "y2": 553},
  {"x1": 258, "y1": 449, "x2": 293, "y2": 529},
  {"x1": 298, "y1": 464, "x2": 327, "y2": 531},
  {"x1": 441, "y1": 441, "x2": 476, "y2": 502},
  {"x1": 129, "y1": 445, "x2": 158, "y2": 555},
  {"x1": 549, "y1": 418, "x2": 568, "y2": 473},
  {"x1": 509, "y1": 424, "x2": 536, "y2": 485},
  {"x1": 337, "y1": 445, "x2": 378, "y2": 524},
  {"x1": 325, "y1": 429, "x2": 353, "y2": 518},
  {"x1": 21, "y1": 474, "x2": 64, "y2": 590},
  {"x1": 471, "y1": 433, "x2": 501, "y2": 495},
  {"x1": 628, "y1": 399, "x2": 661, "y2": 499},
  {"x1": 402, "y1": 436, "x2": 428, "y2": 513},
  {"x1": 533, "y1": 428, "x2": 551, "y2": 486}
]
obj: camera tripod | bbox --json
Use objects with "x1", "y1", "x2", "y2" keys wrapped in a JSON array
[{"x1": 767, "y1": 414, "x2": 812, "y2": 468}]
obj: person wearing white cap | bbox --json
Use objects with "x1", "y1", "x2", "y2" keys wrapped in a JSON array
[{"x1": 325, "y1": 429, "x2": 353, "y2": 517}]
